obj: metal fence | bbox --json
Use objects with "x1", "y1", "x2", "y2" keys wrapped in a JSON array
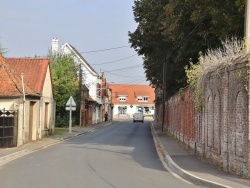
[{"x1": 0, "y1": 109, "x2": 18, "y2": 148}]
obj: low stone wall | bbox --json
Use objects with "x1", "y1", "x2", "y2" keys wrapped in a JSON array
[{"x1": 157, "y1": 59, "x2": 250, "y2": 177}]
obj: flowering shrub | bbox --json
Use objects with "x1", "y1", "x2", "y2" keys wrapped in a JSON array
[{"x1": 185, "y1": 37, "x2": 245, "y2": 112}]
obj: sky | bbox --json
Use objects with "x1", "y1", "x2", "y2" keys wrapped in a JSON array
[{"x1": 0, "y1": 0, "x2": 148, "y2": 84}]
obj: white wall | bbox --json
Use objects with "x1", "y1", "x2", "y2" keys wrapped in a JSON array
[
  {"x1": 0, "y1": 99, "x2": 19, "y2": 110},
  {"x1": 41, "y1": 66, "x2": 55, "y2": 136},
  {"x1": 58, "y1": 42, "x2": 104, "y2": 124},
  {"x1": 113, "y1": 104, "x2": 155, "y2": 118},
  {"x1": 60, "y1": 44, "x2": 102, "y2": 104}
]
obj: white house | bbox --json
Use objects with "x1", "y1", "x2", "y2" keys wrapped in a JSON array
[
  {"x1": 51, "y1": 38, "x2": 103, "y2": 124},
  {"x1": 108, "y1": 83, "x2": 155, "y2": 118}
]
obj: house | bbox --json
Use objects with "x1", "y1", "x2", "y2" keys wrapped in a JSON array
[
  {"x1": 108, "y1": 83, "x2": 155, "y2": 118},
  {"x1": 0, "y1": 54, "x2": 55, "y2": 147},
  {"x1": 101, "y1": 73, "x2": 113, "y2": 121},
  {"x1": 51, "y1": 38, "x2": 112, "y2": 125}
]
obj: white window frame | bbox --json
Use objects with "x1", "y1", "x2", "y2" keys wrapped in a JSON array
[
  {"x1": 119, "y1": 97, "x2": 127, "y2": 101},
  {"x1": 137, "y1": 96, "x2": 149, "y2": 102}
]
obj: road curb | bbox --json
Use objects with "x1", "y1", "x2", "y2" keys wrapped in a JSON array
[
  {"x1": 0, "y1": 149, "x2": 30, "y2": 165},
  {"x1": 0, "y1": 122, "x2": 111, "y2": 165},
  {"x1": 149, "y1": 122, "x2": 231, "y2": 188}
]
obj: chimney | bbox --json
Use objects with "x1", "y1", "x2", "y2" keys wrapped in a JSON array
[{"x1": 52, "y1": 38, "x2": 59, "y2": 54}]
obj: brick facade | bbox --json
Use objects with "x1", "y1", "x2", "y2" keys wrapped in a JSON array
[{"x1": 157, "y1": 60, "x2": 250, "y2": 177}]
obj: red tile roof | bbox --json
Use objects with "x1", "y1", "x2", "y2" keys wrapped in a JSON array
[
  {"x1": 108, "y1": 83, "x2": 155, "y2": 105},
  {"x1": 0, "y1": 54, "x2": 38, "y2": 97},
  {"x1": 6, "y1": 57, "x2": 50, "y2": 93}
]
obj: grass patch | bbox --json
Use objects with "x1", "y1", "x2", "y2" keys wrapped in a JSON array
[{"x1": 54, "y1": 128, "x2": 69, "y2": 135}]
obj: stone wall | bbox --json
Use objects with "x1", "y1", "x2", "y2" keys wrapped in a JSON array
[{"x1": 157, "y1": 60, "x2": 250, "y2": 177}]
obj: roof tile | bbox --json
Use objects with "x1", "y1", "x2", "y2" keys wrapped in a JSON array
[
  {"x1": 108, "y1": 83, "x2": 155, "y2": 105},
  {"x1": 6, "y1": 57, "x2": 49, "y2": 93},
  {"x1": 0, "y1": 54, "x2": 38, "y2": 97}
]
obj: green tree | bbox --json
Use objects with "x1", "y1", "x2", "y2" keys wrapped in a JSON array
[
  {"x1": 0, "y1": 41, "x2": 7, "y2": 55},
  {"x1": 129, "y1": 0, "x2": 170, "y2": 91},
  {"x1": 129, "y1": 0, "x2": 245, "y2": 98},
  {"x1": 50, "y1": 54, "x2": 79, "y2": 127}
]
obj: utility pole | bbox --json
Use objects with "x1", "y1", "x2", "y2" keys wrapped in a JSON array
[
  {"x1": 245, "y1": 0, "x2": 250, "y2": 53},
  {"x1": 79, "y1": 65, "x2": 83, "y2": 126},
  {"x1": 162, "y1": 61, "x2": 167, "y2": 132},
  {"x1": 82, "y1": 86, "x2": 85, "y2": 126}
]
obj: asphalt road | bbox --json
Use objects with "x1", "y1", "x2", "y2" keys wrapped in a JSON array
[{"x1": 0, "y1": 120, "x2": 200, "y2": 188}]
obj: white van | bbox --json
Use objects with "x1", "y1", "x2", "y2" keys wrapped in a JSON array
[{"x1": 133, "y1": 113, "x2": 144, "y2": 123}]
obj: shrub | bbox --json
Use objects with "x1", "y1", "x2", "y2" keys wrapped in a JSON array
[{"x1": 185, "y1": 37, "x2": 245, "y2": 112}]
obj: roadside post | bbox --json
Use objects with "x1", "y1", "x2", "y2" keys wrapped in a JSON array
[{"x1": 66, "y1": 96, "x2": 76, "y2": 133}]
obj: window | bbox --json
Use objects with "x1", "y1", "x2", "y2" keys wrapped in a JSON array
[
  {"x1": 118, "y1": 106, "x2": 127, "y2": 114},
  {"x1": 44, "y1": 103, "x2": 49, "y2": 129},
  {"x1": 137, "y1": 96, "x2": 149, "y2": 102},
  {"x1": 119, "y1": 97, "x2": 126, "y2": 101}
]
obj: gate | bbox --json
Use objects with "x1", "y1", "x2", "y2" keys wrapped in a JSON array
[{"x1": 0, "y1": 109, "x2": 18, "y2": 148}]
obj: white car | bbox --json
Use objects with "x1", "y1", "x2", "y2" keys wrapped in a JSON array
[{"x1": 133, "y1": 113, "x2": 144, "y2": 123}]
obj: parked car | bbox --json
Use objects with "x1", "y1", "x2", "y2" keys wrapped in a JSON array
[{"x1": 133, "y1": 112, "x2": 144, "y2": 123}]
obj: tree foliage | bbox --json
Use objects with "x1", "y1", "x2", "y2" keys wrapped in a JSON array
[
  {"x1": 129, "y1": 0, "x2": 245, "y2": 98},
  {"x1": 0, "y1": 41, "x2": 7, "y2": 55},
  {"x1": 50, "y1": 54, "x2": 79, "y2": 126}
]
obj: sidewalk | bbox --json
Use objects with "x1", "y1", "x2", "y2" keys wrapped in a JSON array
[
  {"x1": 0, "y1": 121, "x2": 111, "y2": 165},
  {"x1": 150, "y1": 121, "x2": 250, "y2": 188}
]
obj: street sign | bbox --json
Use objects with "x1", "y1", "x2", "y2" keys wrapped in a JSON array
[
  {"x1": 66, "y1": 107, "x2": 76, "y2": 111},
  {"x1": 65, "y1": 96, "x2": 76, "y2": 133},
  {"x1": 66, "y1": 96, "x2": 76, "y2": 107}
]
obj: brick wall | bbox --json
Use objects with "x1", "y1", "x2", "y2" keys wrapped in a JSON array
[{"x1": 156, "y1": 60, "x2": 250, "y2": 177}]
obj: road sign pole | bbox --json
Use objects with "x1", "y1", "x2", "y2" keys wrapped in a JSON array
[
  {"x1": 66, "y1": 96, "x2": 76, "y2": 133},
  {"x1": 69, "y1": 107, "x2": 72, "y2": 133},
  {"x1": 69, "y1": 98, "x2": 72, "y2": 133}
]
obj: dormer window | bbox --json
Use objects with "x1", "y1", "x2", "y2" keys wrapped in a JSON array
[
  {"x1": 137, "y1": 96, "x2": 149, "y2": 102},
  {"x1": 116, "y1": 91, "x2": 128, "y2": 102},
  {"x1": 119, "y1": 97, "x2": 126, "y2": 101}
]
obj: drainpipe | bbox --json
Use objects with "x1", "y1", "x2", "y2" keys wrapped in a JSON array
[
  {"x1": 39, "y1": 106, "x2": 42, "y2": 139},
  {"x1": 21, "y1": 73, "x2": 26, "y2": 144},
  {"x1": 39, "y1": 95, "x2": 42, "y2": 139}
]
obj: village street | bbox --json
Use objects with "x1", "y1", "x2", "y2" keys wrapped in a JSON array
[{"x1": 0, "y1": 120, "x2": 199, "y2": 188}]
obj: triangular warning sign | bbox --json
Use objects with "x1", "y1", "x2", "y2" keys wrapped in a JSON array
[{"x1": 66, "y1": 96, "x2": 76, "y2": 107}]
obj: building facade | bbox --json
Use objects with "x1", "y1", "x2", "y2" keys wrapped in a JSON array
[
  {"x1": 0, "y1": 55, "x2": 55, "y2": 147},
  {"x1": 51, "y1": 38, "x2": 112, "y2": 125},
  {"x1": 108, "y1": 83, "x2": 155, "y2": 118}
]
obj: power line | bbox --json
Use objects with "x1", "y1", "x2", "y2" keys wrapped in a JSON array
[
  {"x1": 80, "y1": 45, "x2": 130, "y2": 53},
  {"x1": 91, "y1": 54, "x2": 137, "y2": 65},
  {"x1": 105, "y1": 71, "x2": 144, "y2": 78},
  {"x1": 104, "y1": 64, "x2": 142, "y2": 72},
  {"x1": 177, "y1": 13, "x2": 206, "y2": 48}
]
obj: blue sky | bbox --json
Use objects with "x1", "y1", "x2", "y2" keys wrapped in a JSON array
[{"x1": 0, "y1": 0, "x2": 148, "y2": 84}]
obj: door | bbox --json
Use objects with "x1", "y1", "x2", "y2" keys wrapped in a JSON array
[{"x1": 29, "y1": 102, "x2": 36, "y2": 141}]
